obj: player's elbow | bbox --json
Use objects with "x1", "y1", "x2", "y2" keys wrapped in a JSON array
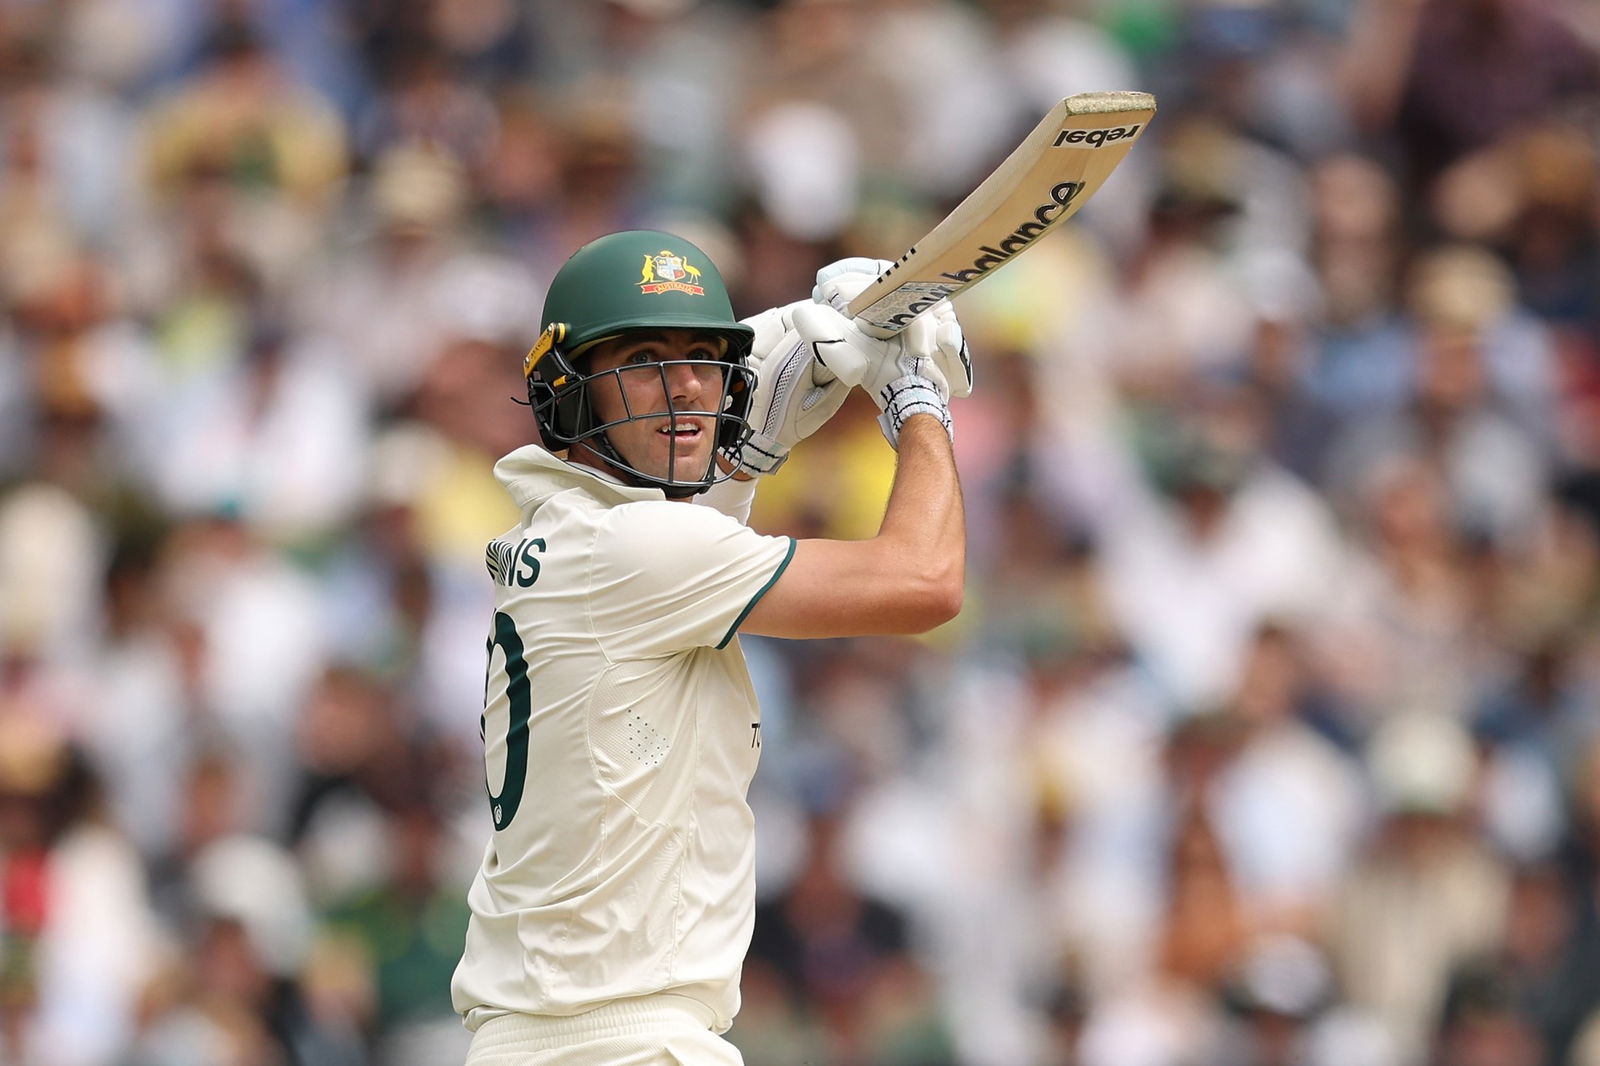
[
  {"x1": 900, "y1": 567, "x2": 964, "y2": 631},
  {"x1": 924, "y1": 583, "x2": 965, "y2": 629},
  {"x1": 933, "y1": 571, "x2": 966, "y2": 625}
]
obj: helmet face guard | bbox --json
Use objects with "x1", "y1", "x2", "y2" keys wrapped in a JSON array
[
  {"x1": 524, "y1": 231, "x2": 758, "y2": 498},
  {"x1": 525, "y1": 325, "x2": 755, "y2": 497}
]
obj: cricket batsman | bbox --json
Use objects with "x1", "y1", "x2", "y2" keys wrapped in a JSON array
[{"x1": 450, "y1": 229, "x2": 971, "y2": 1065}]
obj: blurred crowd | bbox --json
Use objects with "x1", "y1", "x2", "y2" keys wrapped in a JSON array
[{"x1": 0, "y1": 0, "x2": 1598, "y2": 1064}]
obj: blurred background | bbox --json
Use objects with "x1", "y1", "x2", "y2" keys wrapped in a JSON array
[{"x1": 0, "y1": 0, "x2": 1598, "y2": 1063}]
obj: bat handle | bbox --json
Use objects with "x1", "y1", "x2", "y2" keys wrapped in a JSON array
[
  {"x1": 843, "y1": 293, "x2": 907, "y2": 340},
  {"x1": 855, "y1": 319, "x2": 900, "y2": 341},
  {"x1": 843, "y1": 270, "x2": 916, "y2": 339}
]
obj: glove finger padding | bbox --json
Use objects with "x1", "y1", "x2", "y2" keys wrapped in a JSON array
[
  {"x1": 809, "y1": 254, "x2": 973, "y2": 400},
  {"x1": 813, "y1": 257, "x2": 895, "y2": 314},
  {"x1": 809, "y1": 258, "x2": 894, "y2": 385},
  {"x1": 734, "y1": 302, "x2": 852, "y2": 476},
  {"x1": 790, "y1": 302, "x2": 956, "y2": 401},
  {"x1": 791, "y1": 302, "x2": 958, "y2": 450},
  {"x1": 928, "y1": 300, "x2": 974, "y2": 399},
  {"x1": 789, "y1": 301, "x2": 874, "y2": 390}
]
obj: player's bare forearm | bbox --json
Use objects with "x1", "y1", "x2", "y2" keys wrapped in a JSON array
[
  {"x1": 877, "y1": 414, "x2": 965, "y2": 617},
  {"x1": 741, "y1": 412, "x2": 965, "y2": 638}
]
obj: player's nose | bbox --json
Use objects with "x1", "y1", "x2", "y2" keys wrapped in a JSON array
[{"x1": 663, "y1": 359, "x2": 709, "y2": 403}]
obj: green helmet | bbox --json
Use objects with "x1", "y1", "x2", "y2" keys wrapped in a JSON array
[{"x1": 523, "y1": 230, "x2": 756, "y2": 496}]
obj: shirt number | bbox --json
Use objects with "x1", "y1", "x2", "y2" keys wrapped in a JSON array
[{"x1": 483, "y1": 610, "x2": 531, "y2": 830}]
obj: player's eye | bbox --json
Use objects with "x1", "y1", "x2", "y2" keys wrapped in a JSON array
[
  {"x1": 685, "y1": 346, "x2": 718, "y2": 361},
  {"x1": 625, "y1": 349, "x2": 658, "y2": 365}
]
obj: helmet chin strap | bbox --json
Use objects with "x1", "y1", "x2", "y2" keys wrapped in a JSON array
[
  {"x1": 573, "y1": 428, "x2": 705, "y2": 499},
  {"x1": 571, "y1": 430, "x2": 629, "y2": 479}
]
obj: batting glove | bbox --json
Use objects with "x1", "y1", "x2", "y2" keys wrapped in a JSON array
[
  {"x1": 812, "y1": 256, "x2": 974, "y2": 400},
  {"x1": 813, "y1": 256, "x2": 897, "y2": 314},
  {"x1": 789, "y1": 301, "x2": 964, "y2": 449},
  {"x1": 876, "y1": 375, "x2": 954, "y2": 448},
  {"x1": 731, "y1": 300, "x2": 852, "y2": 475}
]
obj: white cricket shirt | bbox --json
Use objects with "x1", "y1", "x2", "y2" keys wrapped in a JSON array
[{"x1": 451, "y1": 445, "x2": 795, "y2": 1033}]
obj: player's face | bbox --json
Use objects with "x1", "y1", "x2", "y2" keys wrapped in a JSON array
[{"x1": 581, "y1": 329, "x2": 729, "y2": 486}]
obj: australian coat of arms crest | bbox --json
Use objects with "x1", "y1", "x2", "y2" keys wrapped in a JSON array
[{"x1": 639, "y1": 251, "x2": 706, "y2": 295}]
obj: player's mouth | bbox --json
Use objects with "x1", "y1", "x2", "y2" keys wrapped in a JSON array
[{"x1": 657, "y1": 419, "x2": 706, "y2": 442}]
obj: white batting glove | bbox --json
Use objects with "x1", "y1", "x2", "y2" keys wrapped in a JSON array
[
  {"x1": 789, "y1": 301, "x2": 964, "y2": 448},
  {"x1": 810, "y1": 256, "x2": 973, "y2": 400},
  {"x1": 730, "y1": 301, "x2": 852, "y2": 475},
  {"x1": 877, "y1": 375, "x2": 953, "y2": 447},
  {"x1": 813, "y1": 256, "x2": 896, "y2": 316}
]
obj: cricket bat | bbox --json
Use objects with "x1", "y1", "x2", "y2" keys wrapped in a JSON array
[{"x1": 846, "y1": 91, "x2": 1156, "y2": 336}]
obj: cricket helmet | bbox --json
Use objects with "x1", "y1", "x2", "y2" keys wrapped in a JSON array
[{"x1": 523, "y1": 230, "x2": 756, "y2": 496}]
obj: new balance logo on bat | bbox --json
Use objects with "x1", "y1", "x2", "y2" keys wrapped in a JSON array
[
  {"x1": 937, "y1": 180, "x2": 1085, "y2": 285},
  {"x1": 1054, "y1": 123, "x2": 1143, "y2": 148},
  {"x1": 847, "y1": 92, "x2": 1156, "y2": 336}
]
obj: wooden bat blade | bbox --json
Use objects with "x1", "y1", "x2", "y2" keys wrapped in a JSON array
[{"x1": 846, "y1": 91, "x2": 1156, "y2": 336}]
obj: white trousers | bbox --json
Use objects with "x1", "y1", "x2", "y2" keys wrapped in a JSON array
[{"x1": 463, "y1": 995, "x2": 745, "y2": 1066}]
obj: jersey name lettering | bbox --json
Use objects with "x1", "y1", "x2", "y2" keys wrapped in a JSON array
[{"x1": 486, "y1": 537, "x2": 548, "y2": 587}]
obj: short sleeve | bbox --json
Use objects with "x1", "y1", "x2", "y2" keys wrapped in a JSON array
[{"x1": 588, "y1": 501, "x2": 795, "y2": 659}]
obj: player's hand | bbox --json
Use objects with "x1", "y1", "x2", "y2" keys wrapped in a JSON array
[
  {"x1": 812, "y1": 256, "x2": 895, "y2": 316},
  {"x1": 789, "y1": 301, "x2": 964, "y2": 449},
  {"x1": 874, "y1": 374, "x2": 954, "y2": 449},
  {"x1": 729, "y1": 300, "x2": 852, "y2": 476},
  {"x1": 725, "y1": 254, "x2": 972, "y2": 474},
  {"x1": 805, "y1": 258, "x2": 973, "y2": 400}
]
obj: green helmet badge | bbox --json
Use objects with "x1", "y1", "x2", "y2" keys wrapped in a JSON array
[
  {"x1": 522, "y1": 230, "x2": 756, "y2": 498},
  {"x1": 639, "y1": 251, "x2": 705, "y2": 295}
]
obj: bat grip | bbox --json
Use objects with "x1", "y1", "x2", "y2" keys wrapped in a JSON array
[
  {"x1": 856, "y1": 319, "x2": 900, "y2": 340},
  {"x1": 843, "y1": 291, "x2": 908, "y2": 340}
]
